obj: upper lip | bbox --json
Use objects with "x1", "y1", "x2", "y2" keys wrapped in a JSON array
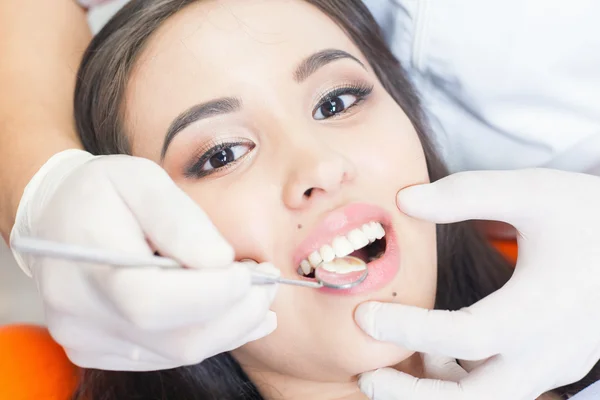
[{"x1": 292, "y1": 202, "x2": 392, "y2": 267}]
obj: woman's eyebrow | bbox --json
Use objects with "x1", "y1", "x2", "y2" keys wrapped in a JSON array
[
  {"x1": 294, "y1": 49, "x2": 365, "y2": 83},
  {"x1": 161, "y1": 50, "x2": 362, "y2": 160},
  {"x1": 161, "y1": 97, "x2": 242, "y2": 160}
]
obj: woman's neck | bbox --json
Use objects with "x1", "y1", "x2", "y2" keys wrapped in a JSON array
[{"x1": 245, "y1": 353, "x2": 423, "y2": 400}]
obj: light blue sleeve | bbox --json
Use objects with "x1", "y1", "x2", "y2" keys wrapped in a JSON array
[
  {"x1": 86, "y1": 0, "x2": 131, "y2": 34},
  {"x1": 566, "y1": 380, "x2": 600, "y2": 400}
]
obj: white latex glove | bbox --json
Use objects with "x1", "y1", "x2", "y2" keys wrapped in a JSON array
[
  {"x1": 356, "y1": 169, "x2": 600, "y2": 400},
  {"x1": 10, "y1": 150, "x2": 278, "y2": 371},
  {"x1": 360, "y1": 355, "x2": 468, "y2": 399}
]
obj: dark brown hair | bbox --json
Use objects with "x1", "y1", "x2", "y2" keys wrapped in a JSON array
[{"x1": 73, "y1": 1, "x2": 597, "y2": 398}]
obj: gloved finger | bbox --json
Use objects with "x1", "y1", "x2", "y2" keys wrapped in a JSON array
[
  {"x1": 458, "y1": 355, "x2": 546, "y2": 400},
  {"x1": 33, "y1": 164, "x2": 155, "y2": 260},
  {"x1": 49, "y1": 307, "x2": 276, "y2": 370},
  {"x1": 458, "y1": 357, "x2": 490, "y2": 373},
  {"x1": 46, "y1": 313, "x2": 173, "y2": 365},
  {"x1": 104, "y1": 157, "x2": 234, "y2": 268},
  {"x1": 359, "y1": 368, "x2": 465, "y2": 400},
  {"x1": 354, "y1": 302, "x2": 502, "y2": 360},
  {"x1": 422, "y1": 354, "x2": 468, "y2": 381},
  {"x1": 65, "y1": 349, "x2": 178, "y2": 371},
  {"x1": 216, "y1": 310, "x2": 278, "y2": 353},
  {"x1": 136, "y1": 285, "x2": 278, "y2": 364},
  {"x1": 37, "y1": 261, "x2": 110, "y2": 318},
  {"x1": 88, "y1": 263, "x2": 259, "y2": 330},
  {"x1": 396, "y1": 169, "x2": 574, "y2": 231}
]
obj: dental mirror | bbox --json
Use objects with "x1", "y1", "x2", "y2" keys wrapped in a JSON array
[
  {"x1": 242, "y1": 256, "x2": 368, "y2": 289},
  {"x1": 313, "y1": 256, "x2": 368, "y2": 289}
]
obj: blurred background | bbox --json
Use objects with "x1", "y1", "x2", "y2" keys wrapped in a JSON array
[{"x1": 0, "y1": 241, "x2": 43, "y2": 324}]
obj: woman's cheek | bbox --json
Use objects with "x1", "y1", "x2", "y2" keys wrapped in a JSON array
[
  {"x1": 174, "y1": 169, "x2": 286, "y2": 271},
  {"x1": 355, "y1": 117, "x2": 428, "y2": 182}
]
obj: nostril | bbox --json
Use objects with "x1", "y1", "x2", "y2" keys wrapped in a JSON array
[{"x1": 303, "y1": 188, "x2": 314, "y2": 198}]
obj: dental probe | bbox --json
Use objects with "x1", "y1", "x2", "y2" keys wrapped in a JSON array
[{"x1": 11, "y1": 237, "x2": 368, "y2": 290}]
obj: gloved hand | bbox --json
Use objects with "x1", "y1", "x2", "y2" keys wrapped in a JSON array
[
  {"x1": 360, "y1": 355, "x2": 468, "y2": 398},
  {"x1": 10, "y1": 150, "x2": 278, "y2": 371},
  {"x1": 356, "y1": 169, "x2": 600, "y2": 400}
]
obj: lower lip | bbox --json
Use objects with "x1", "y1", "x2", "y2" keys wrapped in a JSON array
[{"x1": 318, "y1": 226, "x2": 400, "y2": 296}]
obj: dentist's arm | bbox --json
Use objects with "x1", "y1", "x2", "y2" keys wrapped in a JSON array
[
  {"x1": 0, "y1": 0, "x2": 90, "y2": 241},
  {"x1": 356, "y1": 169, "x2": 600, "y2": 400}
]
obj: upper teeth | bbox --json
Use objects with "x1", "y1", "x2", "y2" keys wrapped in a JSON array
[{"x1": 299, "y1": 221, "x2": 385, "y2": 275}]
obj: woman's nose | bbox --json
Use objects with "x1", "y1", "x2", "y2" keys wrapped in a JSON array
[{"x1": 283, "y1": 144, "x2": 357, "y2": 210}]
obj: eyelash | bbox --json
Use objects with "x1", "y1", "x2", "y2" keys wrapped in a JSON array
[
  {"x1": 185, "y1": 81, "x2": 375, "y2": 179},
  {"x1": 313, "y1": 82, "x2": 374, "y2": 119},
  {"x1": 185, "y1": 139, "x2": 254, "y2": 179}
]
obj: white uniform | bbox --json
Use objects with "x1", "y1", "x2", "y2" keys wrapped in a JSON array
[
  {"x1": 364, "y1": 0, "x2": 600, "y2": 175},
  {"x1": 86, "y1": 0, "x2": 600, "y2": 176}
]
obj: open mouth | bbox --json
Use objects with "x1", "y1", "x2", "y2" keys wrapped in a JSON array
[{"x1": 297, "y1": 221, "x2": 387, "y2": 278}]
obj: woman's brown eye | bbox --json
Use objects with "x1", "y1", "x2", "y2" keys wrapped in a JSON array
[
  {"x1": 314, "y1": 94, "x2": 358, "y2": 120},
  {"x1": 202, "y1": 144, "x2": 251, "y2": 172},
  {"x1": 209, "y1": 148, "x2": 235, "y2": 168},
  {"x1": 186, "y1": 141, "x2": 256, "y2": 179}
]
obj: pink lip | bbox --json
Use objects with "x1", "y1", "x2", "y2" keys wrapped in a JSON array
[{"x1": 293, "y1": 203, "x2": 400, "y2": 296}]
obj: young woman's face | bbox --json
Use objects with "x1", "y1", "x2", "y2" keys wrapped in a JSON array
[{"x1": 125, "y1": 0, "x2": 437, "y2": 388}]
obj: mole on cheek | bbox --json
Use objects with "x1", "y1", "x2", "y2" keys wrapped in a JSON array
[
  {"x1": 392, "y1": 292, "x2": 397, "y2": 297},
  {"x1": 297, "y1": 224, "x2": 303, "y2": 229}
]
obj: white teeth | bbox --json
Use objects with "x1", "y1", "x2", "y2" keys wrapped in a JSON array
[
  {"x1": 347, "y1": 228, "x2": 369, "y2": 250},
  {"x1": 362, "y1": 223, "x2": 378, "y2": 243},
  {"x1": 320, "y1": 244, "x2": 336, "y2": 262},
  {"x1": 298, "y1": 221, "x2": 386, "y2": 276},
  {"x1": 372, "y1": 222, "x2": 385, "y2": 240},
  {"x1": 300, "y1": 260, "x2": 312, "y2": 275},
  {"x1": 332, "y1": 236, "x2": 354, "y2": 258},
  {"x1": 308, "y1": 251, "x2": 323, "y2": 268}
]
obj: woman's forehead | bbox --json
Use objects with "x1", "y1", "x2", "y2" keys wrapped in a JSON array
[
  {"x1": 124, "y1": 0, "x2": 369, "y2": 155},
  {"x1": 133, "y1": 0, "x2": 360, "y2": 80}
]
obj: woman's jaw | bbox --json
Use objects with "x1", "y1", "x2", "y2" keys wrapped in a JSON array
[{"x1": 239, "y1": 352, "x2": 424, "y2": 400}]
